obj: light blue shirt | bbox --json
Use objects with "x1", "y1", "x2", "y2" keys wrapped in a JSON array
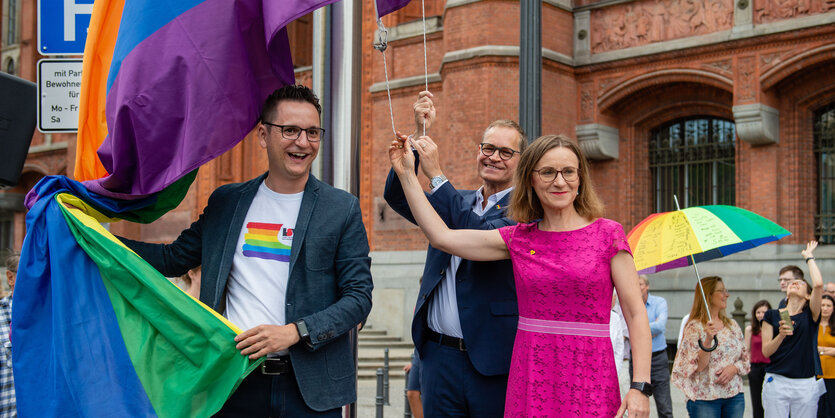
[
  {"x1": 426, "y1": 185, "x2": 513, "y2": 338},
  {"x1": 645, "y1": 293, "x2": 668, "y2": 352}
]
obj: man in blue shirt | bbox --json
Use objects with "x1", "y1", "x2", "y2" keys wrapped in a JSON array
[{"x1": 632, "y1": 275, "x2": 672, "y2": 418}]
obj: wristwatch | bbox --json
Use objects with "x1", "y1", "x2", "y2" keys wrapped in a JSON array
[
  {"x1": 430, "y1": 175, "x2": 447, "y2": 190},
  {"x1": 630, "y1": 381, "x2": 653, "y2": 397},
  {"x1": 294, "y1": 319, "x2": 311, "y2": 345}
]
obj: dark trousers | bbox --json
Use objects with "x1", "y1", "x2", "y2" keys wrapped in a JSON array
[
  {"x1": 420, "y1": 339, "x2": 509, "y2": 417},
  {"x1": 819, "y1": 378, "x2": 835, "y2": 418},
  {"x1": 213, "y1": 367, "x2": 341, "y2": 418},
  {"x1": 749, "y1": 362, "x2": 768, "y2": 418},
  {"x1": 631, "y1": 349, "x2": 673, "y2": 418}
]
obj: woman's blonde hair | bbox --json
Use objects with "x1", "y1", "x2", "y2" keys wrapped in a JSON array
[
  {"x1": 507, "y1": 135, "x2": 604, "y2": 223},
  {"x1": 688, "y1": 276, "x2": 733, "y2": 327}
]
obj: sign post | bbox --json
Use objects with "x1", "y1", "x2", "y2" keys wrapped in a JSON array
[{"x1": 37, "y1": 59, "x2": 83, "y2": 133}]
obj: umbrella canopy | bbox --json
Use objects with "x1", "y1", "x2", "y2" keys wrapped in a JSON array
[{"x1": 627, "y1": 205, "x2": 791, "y2": 275}]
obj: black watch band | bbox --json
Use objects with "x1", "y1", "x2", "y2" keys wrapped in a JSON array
[
  {"x1": 294, "y1": 319, "x2": 310, "y2": 344},
  {"x1": 630, "y1": 381, "x2": 653, "y2": 397}
]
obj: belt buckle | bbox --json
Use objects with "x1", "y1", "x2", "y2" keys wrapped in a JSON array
[
  {"x1": 458, "y1": 338, "x2": 466, "y2": 351},
  {"x1": 260, "y1": 358, "x2": 287, "y2": 376}
]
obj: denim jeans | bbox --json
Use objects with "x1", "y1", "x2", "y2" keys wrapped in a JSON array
[{"x1": 685, "y1": 392, "x2": 745, "y2": 418}]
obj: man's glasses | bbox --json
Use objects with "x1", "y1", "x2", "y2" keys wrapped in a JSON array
[
  {"x1": 532, "y1": 167, "x2": 579, "y2": 183},
  {"x1": 263, "y1": 122, "x2": 325, "y2": 142},
  {"x1": 479, "y1": 143, "x2": 520, "y2": 161}
]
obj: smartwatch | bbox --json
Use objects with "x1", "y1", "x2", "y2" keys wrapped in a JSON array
[
  {"x1": 294, "y1": 319, "x2": 311, "y2": 344},
  {"x1": 630, "y1": 381, "x2": 653, "y2": 397},
  {"x1": 430, "y1": 175, "x2": 447, "y2": 191}
]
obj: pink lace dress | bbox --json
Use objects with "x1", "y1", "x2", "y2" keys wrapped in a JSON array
[{"x1": 498, "y1": 218, "x2": 631, "y2": 417}]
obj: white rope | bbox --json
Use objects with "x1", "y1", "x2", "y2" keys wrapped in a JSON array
[
  {"x1": 421, "y1": 0, "x2": 428, "y2": 136},
  {"x1": 374, "y1": 20, "x2": 397, "y2": 139},
  {"x1": 373, "y1": 5, "x2": 432, "y2": 139}
]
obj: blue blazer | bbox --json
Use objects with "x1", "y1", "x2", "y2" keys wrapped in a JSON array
[
  {"x1": 121, "y1": 173, "x2": 373, "y2": 411},
  {"x1": 384, "y1": 168, "x2": 517, "y2": 376}
]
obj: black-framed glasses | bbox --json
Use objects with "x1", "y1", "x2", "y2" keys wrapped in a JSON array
[
  {"x1": 479, "y1": 143, "x2": 520, "y2": 160},
  {"x1": 532, "y1": 166, "x2": 579, "y2": 183},
  {"x1": 263, "y1": 122, "x2": 325, "y2": 142}
]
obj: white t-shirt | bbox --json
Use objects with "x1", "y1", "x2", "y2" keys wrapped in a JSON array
[{"x1": 225, "y1": 182, "x2": 303, "y2": 354}]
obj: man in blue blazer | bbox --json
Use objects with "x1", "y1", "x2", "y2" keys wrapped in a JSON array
[
  {"x1": 121, "y1": 85, "x2": 372, "y2": 417},
  {"x1": 384, "y1": 91, "x2": 523, "y2": 416}
]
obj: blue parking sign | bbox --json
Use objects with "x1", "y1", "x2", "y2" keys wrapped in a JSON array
[{"x1": 38, "y1": 0, "x2": 95, "y2": 55}]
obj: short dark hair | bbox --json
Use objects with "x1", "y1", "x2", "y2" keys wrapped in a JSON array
[
  {"x1": 260, "y1": 84, "x2": 322, "y2": 124},
  {"x1": 779, "y1": 265, "x2": 804, "y2": 280},
  {"x1": 483, "y1": 120, "x2": 527, "y2": 152}
]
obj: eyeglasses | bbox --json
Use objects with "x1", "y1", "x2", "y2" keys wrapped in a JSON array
[
  {"x1": 263, "y1": 122, "x2": 325, "y2": 142},
  {"x1": 479, "y1": 143, "x2": 520, "y2": 161},
  {"x1": 532, "y1": 167, "x2": 579, "y2": 183}
]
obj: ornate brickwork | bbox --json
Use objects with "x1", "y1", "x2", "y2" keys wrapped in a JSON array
[
  {"x1": 703, "y1": 59, "x2": 733, "y2": 75},
  {"x1": 754, "y1": 0, "x2": 835, "y2": 24},
  {"x1": 590, "y1": 0, "x2": 733, "y2": 53},
  {"x1": 737, "y1": 55, "x2": 757, "y2": 103},
  {"x1": 580, "y1": 82, "x2": 595, "y2": 122}
]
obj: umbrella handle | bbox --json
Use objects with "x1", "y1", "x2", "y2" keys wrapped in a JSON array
[{"x1": 698, "y1": 335, "x2": 719, "y2": 352}]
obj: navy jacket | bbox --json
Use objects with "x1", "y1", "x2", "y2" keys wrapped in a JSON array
[
  {"x1": 384, "y1": 167, "x2": 517, "y2": 376},
  {"x1": 121, "y1": 173, "x2": 373, "y2": 411}
]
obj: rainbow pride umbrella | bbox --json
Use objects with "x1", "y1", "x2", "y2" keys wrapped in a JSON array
[
  {"x1": 627, "y1": 204, "x2": 790, "y2": 350},
  {"x1": 627, "y1": 205, "x2": 791, "y2": 275}
]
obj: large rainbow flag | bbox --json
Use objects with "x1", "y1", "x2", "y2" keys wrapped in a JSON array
[{"x1": 14, "y1": 0, "x2": 412, "y2": 416}]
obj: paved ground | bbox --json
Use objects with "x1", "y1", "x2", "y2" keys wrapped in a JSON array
[{"x1": 352, "y1": 372, "x2": 756, "y2": 418}]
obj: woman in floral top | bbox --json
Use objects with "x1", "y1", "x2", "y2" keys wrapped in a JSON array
[{"x1": 672, "y1": 276, "x2": 750, "y2": 417}]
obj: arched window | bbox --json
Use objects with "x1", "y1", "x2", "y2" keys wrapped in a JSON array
[
  {"x1": 4, "y1": 58, "x2": 14, "y2": 75},
  {"x1": 649, "y1": 117, "x2": 736, "y2": 212},
  {"x1": 6, "y1": 0, "x2": 18, "y2": 45},
  {"x1": 815, "y1": 102, "x2": 835, "y2": 243}
]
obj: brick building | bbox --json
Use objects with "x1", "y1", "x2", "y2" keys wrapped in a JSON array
[{"x1": 3, "y1": 0, "x2": 835, "y2": 340}]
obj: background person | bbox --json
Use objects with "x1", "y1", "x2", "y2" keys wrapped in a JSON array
[
  {"x1": 403, "y1": 350, "x2": 423, "y2": 418},
  {"x1": 761, "y1": 241, "x2": 824, "y2": 418},
  {"x1": 0, "y1": 254, "x2": 16, "y2": 417},
  {"x1": 817, "y1": 294, "x2": 835, "y2": 417},
  {"x1": 388, "y1": 133, "x2": 653, "y2": 417},
  {"x1": 672, "y1": 276, "x2": 750, "y2": 417},
  {"x1": 633, "y1": 275, "x2": 673, "y2": 418},
  {"x1": 745, "y1": 299, "x2": 772, "y2": 418}
]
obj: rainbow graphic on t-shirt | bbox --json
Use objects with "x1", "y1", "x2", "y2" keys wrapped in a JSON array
[{"x1": 242, "y1": 222, "x2": 292, "y2": 262}]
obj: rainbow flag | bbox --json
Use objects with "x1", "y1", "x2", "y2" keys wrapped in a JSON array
[{"x1": 14, "y1": 176, "x2": 261, "y2": 417}]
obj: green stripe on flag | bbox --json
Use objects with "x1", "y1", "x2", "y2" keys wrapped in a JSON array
[{"x1": 59, "y1": 199, "x2": 261, "y2": 418}]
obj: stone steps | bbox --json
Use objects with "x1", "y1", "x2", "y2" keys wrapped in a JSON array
[{"x1": 356, "y1": 328, "x2": 414, "y2": 381}]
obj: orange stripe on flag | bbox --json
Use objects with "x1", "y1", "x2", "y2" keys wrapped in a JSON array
[{"x1": 74, "y1": 0, "x2": 125, "y2": 181}]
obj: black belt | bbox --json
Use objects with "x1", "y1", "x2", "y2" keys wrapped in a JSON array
[
  {"x1": 260, "y1": 356, "x2": 292, "y2": 375},
  {"x1": 652, "y1": 349, "x2": 667, "y2": 356},
  {"x1": 426, "y1": 329, "x2": 467, "y2": 351}
]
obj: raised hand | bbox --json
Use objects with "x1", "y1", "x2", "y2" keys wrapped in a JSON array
[
  {"x1": 389, "y1": 131, "x2": 415, "y2": 176},
  {"x1": 413, "y1": 90, "x2": 436, "y2": 134},
  {"x1": 411, "y1": 135, "x2": 443, "y2": 180}
]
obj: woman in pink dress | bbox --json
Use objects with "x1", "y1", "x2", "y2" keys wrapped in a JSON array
[{"x1": 389, "y1": 133, "x2": 652, "y2": 417}]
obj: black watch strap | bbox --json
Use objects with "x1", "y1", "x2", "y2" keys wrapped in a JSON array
[
  {"x1": 294, "y1": 319, "x2": 311, "y2": 344},
  {"x1": 630, "y1": 381, "x2": 653, "y2": 397}
]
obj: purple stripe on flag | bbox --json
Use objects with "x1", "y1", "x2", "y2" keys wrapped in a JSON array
[
  {"x1": 86, "y1": 0, "x2": 340, "y2": 199},
  {"x1": 243, "y1": 250, "x2": 290, "y2": 262},
  {"x1": 376, "y1": 0, "x2": 412, "y2": 18}
]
